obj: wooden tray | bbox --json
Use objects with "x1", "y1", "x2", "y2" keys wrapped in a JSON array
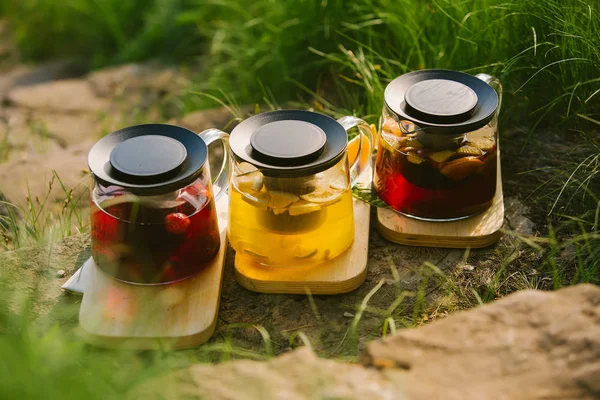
[
  {"x1": 377, "y1": 155, "x2": 504, "y2": 248},
  {"x1": 234, "y1": 167, "x2": 371, "y2": 295},
  {"x1": 78, "y1": 195, "x2": 229, "y2": 350}
]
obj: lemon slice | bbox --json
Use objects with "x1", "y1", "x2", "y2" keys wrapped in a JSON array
[
  {"x1": 268, "y1": 191, "x2": 299, "y2": 214},
  {"x1": 236, "y1": 173, "x2": 264, "y2": 192},
  {"x1": 235, "y1": 162, "x2": 264, "y2": 191},
  {"x1": 299, "y1": 186, "x2": 341, "y2": 204},
  {"x1": 288, "y1": 200, "x2": 322, "y2": 216},
  {"x1": 329, "y1": 179, "x2": 346, "y2": 191},
  {"x1": 241, "y1": 191, "x2": 269, "y2": 210}
]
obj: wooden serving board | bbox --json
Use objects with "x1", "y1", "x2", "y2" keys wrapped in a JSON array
[
  {"x1": 377, "y1": 154, "x2": 504, "y2": 248},
  {"x1": 234, "y1": 167, "x2": 371, "y2": 295},
  {"x1": 78, "y1": 195, "x2": 229, "y2": 350}
]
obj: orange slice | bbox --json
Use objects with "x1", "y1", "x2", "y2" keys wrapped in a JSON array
[
  {"x1": 370, "y1": 123, "x2": 378, "y2": 136},
  {"x1": 348, "y1": 132, "x2": 372, "y2": 167},
  {"x1": 382, "y1": 116, "x2": 401, "y2": 136},
  {"x1": 440, "y1": 157, "x2": 484, "y2": 181}
]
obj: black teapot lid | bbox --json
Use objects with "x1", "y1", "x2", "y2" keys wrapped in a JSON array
[
  {"x1": 229, "y1": 110, "x2": 347, "y2": 177},
  {"x1": 384, "y1": 69, "x2": 498, "y2": 135},
  {"x1": 88, "y1": 124, "x2": 208, "y2": 195}
]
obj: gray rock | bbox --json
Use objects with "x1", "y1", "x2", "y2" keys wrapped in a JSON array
[
  {"x1": 0, "y1": 60, "x2": 86, "y2": 99},
  {"x1": 7, "y1": 79, "x2": 109, "y2": 112},
  {"x1": 168, "y1": 106, "x2": 249, "y2": 133},
  {"x1": 30, "y1": 113, "x2": 100, "y2": 148},
  {"x1": 86, "y1": 62, "x2": 183, "y2": 98},
  {"x1": 361, "y1": 284, "x2": 600, "y2": 400},
  {"x1": 134, "y1": 347, "x2": 401, "y2": 400},
  {"x1": 505, "y1": 196, "x2": 536, "y2": 236},
  {"x1": 0, "y1": 140, "x2": 92, "y2": 210}
]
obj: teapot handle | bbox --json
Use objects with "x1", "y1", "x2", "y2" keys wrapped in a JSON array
[
  {"x1": 198, "y1": 128, "x2": 231, "y2": 202},
  {"x1": 475, "y1": 73, "x2": 503, "y2": 117},
  {"x1": 337, "y1": 116, "x2": 374, "y2": 187}
]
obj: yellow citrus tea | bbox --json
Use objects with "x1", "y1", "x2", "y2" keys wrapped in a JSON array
[{"x1": 228, "y1": 168, "x2": 355, "y2": 267}]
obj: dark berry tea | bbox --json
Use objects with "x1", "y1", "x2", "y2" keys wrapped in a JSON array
[
  {"x1": 374, "y1": 117, "x2": 497, "y2": 220},
  {"x1": 91, "y1": 183, "x2": 220, "y2": 284}
]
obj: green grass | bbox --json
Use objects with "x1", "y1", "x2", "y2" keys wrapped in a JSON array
[
  {"x1": 0, "y1": 0, "x2": 201, "y2": 67},
  {"x1": 2, "y1": 0, "x2": 598, "y2": 128},
  {"x1": 165, "y1": 0, "x2": 577, "y2": 129},
  {"x1": 0, "y1": 171, "x2": 88, "y2": 251}
]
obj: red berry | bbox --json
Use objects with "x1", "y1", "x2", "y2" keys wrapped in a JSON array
[{"x1": 165, "y1": 213, "x2": 191, "y2": 235}]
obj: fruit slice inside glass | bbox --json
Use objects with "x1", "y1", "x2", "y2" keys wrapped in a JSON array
[
  {"x1": 374, "y1": 114, "x2": 497, "y2": 220},
  {"x1": 91, "y1": 176, "x2": 221, "y2": 284},
  {"x1": 228, "y1": 157, "x2": 355, "y2": 267}
]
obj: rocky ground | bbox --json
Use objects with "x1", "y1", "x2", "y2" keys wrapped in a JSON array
[
  {"x1": 3, "y1": 234, "x2": 599, "y2": 399},
  {"x1": 1, "y1": 20, "x2": 598, "y2": 400},
  {"x1": 134, "y1": 284, "x2": 600, "y2": 400},
  {"x1": 0, "y1": 59, "x2": 237, "y2": 214}
]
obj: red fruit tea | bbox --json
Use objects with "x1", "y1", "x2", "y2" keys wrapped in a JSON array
[
  {"x1": 91, "y1": 183, "x2": 220, "y2": 284},
  {"x1": 374, "y1": 118, "x2": 497, "y2": 220}
]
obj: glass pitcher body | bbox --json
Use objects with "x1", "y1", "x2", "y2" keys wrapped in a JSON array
[
  {"x1": 226, "y1": 110, "x2": 373, "y2": 268},
  {"x1": 88, "y1": 124, "x2": 229, "y2": 284},
  {"x1": 229, "y1": 154, "x2": 354, "y2": 267},
  {"x1": 374, "y1": 71, "x2": 501, "y2": 221}
]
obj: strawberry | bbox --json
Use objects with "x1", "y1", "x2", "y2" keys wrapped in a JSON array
[{"x1": 165, "y1": 213, "x2": 191, "y2": 235}]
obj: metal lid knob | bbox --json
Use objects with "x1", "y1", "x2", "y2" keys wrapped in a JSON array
[
  {"x1": 404, "y1": 79, "x2": 478, "y2": 123},
  {"x1": 110, "y1": 135, "x2": 187, "y2": 181},
  {"x1": 250, "y1": 120, "x2": 326, "y2": 166}
]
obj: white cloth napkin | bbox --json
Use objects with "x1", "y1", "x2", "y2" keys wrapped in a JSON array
[{"x1": 61, "y1": 257, "x2": 94, "y2": 295}]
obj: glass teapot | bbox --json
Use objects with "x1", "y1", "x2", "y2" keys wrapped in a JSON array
[
  {"x1": 223, "y1": 110, "x2": 373, "y2": 268},
  {"x1": 374, "y1": 70, "x2": 502, "y2": 221},
  {"x1": 88, "y1": 124, "x2": 229, "y2": 284}
]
